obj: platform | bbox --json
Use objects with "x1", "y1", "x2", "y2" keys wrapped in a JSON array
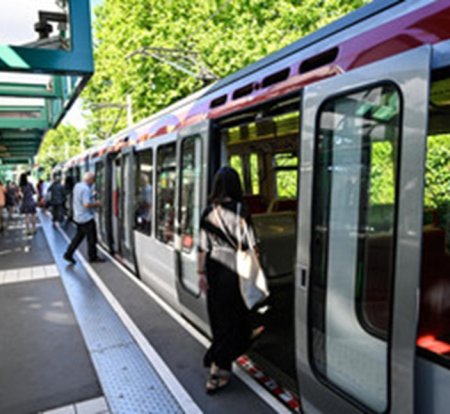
[{"x1": 0, "y1": 210, "x2": 290, "y2": 414}]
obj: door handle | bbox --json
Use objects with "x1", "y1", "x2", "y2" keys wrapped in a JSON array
[{"x1": 297, "y1": 265, "x2": 309, "y2": 289}]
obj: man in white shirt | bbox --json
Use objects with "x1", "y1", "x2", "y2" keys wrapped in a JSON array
[{"x1": 63, "y1": 172, "x2": 105, "y2": 264}]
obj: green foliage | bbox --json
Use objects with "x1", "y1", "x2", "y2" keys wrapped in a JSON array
[
  {"x1": 370, "y1": 141, "x2": 395, "y2": 206},
  {"x1": 35, "y1": 125, "x2": 92, "y2": 176},
  {"x1": 84, "y1": 0, "x2": 368, "y2": 137},
  {"x1": 424, "y1": 134, "x2": 450, "y2": 210},
  {"x1": 275, "y1": 153, "x2": 298, "y2": 198}
]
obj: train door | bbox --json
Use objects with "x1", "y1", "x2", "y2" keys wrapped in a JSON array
[
  {"x1": 111, "y1": 155, "x2": 121, "y2": 253},
  {"x1": 296, "y1": 46, "x2": 430, "y2": 413},
  {"x1": 174, "y1": 121, "x2": 210, "y2": 332},
  {"x1": 133, "y1": 134, "x2": 179, "y2": 305},
  {"x1": 118, "y1": 147, "x2": 136, "y2": 270},
  {"x1": 219, "y1": 96, "x2": 301, "y2": 393},
  {"x1": 94, "y1": 159, "x2": 106, "y2": 247},
  {"x1": 95, "y1": 156, "x2": 113, "y2": 250}
]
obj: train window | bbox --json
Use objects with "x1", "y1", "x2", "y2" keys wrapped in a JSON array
[
  {"x1": 310, "y1": 83, "x2": 401, "y2": 412},
  {"x1": 95, "y1": 162, "x2": 107, "y2": 242},
  {"x1": 95, "y1": 162, "x2": 104, "y2": 200},
  {"x1": 249, "y1": 153, "x2": 260, "y2": 195},
  {"x1": 180, "y1": 136, "x2": 202, "y2": 253},
  {"x1": 135, "y1": 149, "x2": 153, "y2": 236},
  {"x1": 417, "y1": 117, "x2": 450, "y2": 364},
  {"x1": 229, "y1": 153, "x2": 259, "y2": 196},
  {"x1": 156, "y1": 144, "x2": 176, "y2": 244},
  {"x1": 274, "y1": 152, "x2": 298, "y2": 199},
  {"x1": 229, "y1": 155, "x2": 244, "y2": 186}
]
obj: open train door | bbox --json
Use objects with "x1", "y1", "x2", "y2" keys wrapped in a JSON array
[
  {"x1": 95, "y1": 153, "x2": 114, "y2": 252},
  {"x1": 174, "y1": 120, "x2": 211, "y2": 333},
  {"x1": 296, "y1": 46, "x2": 430, "y2": 413},
  {"x1": 119, "y1": 146, "x2": 137, "y2": 272}
]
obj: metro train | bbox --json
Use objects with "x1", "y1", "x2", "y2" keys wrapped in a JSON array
[{"x1": 56, "y1": 1, "x2": 450, "y2": 412}]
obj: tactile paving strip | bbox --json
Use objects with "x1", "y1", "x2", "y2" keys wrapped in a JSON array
[{"x1": 41, "y1": 216, "x2": 184, "y2": 414}]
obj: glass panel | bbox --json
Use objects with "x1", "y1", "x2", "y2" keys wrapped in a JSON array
[
  {"x1": 310, "y1": 84, "x2": 401, "y2": 411},
  {"x1": 275, "y1": 152, "x2": 298, "y2": 199},
  {"x1": 122, "y1": 154, "x2": 132, "y2": 251},
  {"x1": 95, "y1": 162, "x2": 106, "y2": 238},
  {"x1": 135, "y1": 149, "x2": 153, "y2": 236},
  {"x1": 156, "y1": 144, "x2": 176, "y2": 244},
  {"x1": 229, "y1": 154, "x2": 244, "y2": 187},
  {"x1": 417, "y1": 132, "x2": 450, "y2": 363},
  {"x1": 0, "y1": 0, "x2": 71, "y2": 50},
  {"x1": 250, "y1": 153, "x2": 260, "y2": 194},
  {"x1": 180, "y1": 137, "x2": 202, "y2": 254}
]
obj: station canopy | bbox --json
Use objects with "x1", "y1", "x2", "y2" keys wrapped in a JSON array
[{"x1": 0, "y1": 0, "x2": 93, "y2": 166}]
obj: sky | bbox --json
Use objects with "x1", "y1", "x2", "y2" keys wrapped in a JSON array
[{"x1": 0, "y1": 0, "x2": 103, "y2": 129}]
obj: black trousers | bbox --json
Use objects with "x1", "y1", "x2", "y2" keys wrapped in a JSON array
[
  {"x1": 52, "y1": 204, "x2": 64, "y2": 223},
  {"x1": 204, "y1": 257, "x2": 251, "y2": 371},
  {"x1": 65, "y1": 219, "x2": 98, "y2": 261}
]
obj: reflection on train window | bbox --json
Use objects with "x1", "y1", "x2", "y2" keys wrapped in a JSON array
[
  {"x1": 180, "y1": 136, "x2": 202, "y2": 253},
  {"x1": 274, "y1": 152, "x2": 298, "y2": 199},
  {"x1": 95, "y1": 162, "x2": 104, "y2": 203},
  {"x1": 135, "y1": 149, "x2": 153, "y2": 236},
  {"x1": 417, "y1": 128, "x2": 450, "y2": 364},
  {"x1": 310, "y1": 83, "x2": 401, "y2": 412},
  {"x1": 156, "y1": 144, "x2": 176, "y2": 244},
  {"x1": 95, "y1": 162, "x2": 107, "y2": 239}
]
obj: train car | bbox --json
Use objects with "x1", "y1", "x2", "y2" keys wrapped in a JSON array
[{"x1": 62, "y1": 1, "x2": 450, "y2": 412}]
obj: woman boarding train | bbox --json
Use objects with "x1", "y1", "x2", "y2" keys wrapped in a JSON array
[{"x1": 197, "y1": 166, "x2": 266, "y2": 394}]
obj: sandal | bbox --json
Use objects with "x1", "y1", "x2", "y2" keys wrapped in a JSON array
[{"x1": 206, "y1": 369, "x2": 231, "y2": 394}]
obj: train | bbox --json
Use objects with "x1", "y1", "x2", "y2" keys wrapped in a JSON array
[{"x1": 54, "y1": 1, "x2": 450, "y2": 412}]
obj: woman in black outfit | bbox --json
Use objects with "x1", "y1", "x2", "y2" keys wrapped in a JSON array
[{"x1": 197, "y1": 166, "x2": 261, "y2": 394}]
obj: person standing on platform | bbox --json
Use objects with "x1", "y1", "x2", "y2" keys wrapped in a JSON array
[
  {"x1": 0, "y1": 181, "x2": 6, "y2": 232},
  {"x1": 64, "y1": 175, "x2": 75, "y2": 221},
  {"x1": 19, "y1": 173, "x2": 37, "y2": 235},
  {"x1": 47, "y1": 176, "x2": 66, "y2": 224},
  {"x1": 63, "y1": 172, "x2": 105, "y2": 265},
  {"x1": 36, "y1": 178, "x2": 44, "y2": 207},
  {"x1": 6, "y1": 181, "x2": 19, "y2": 219}
]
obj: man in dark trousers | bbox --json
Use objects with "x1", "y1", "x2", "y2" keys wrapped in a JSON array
[{"x1": 63, "y1": 172, "x2": 105, "y2": 264}]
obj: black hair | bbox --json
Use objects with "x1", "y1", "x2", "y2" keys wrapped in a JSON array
[
  {"x1": 209, "y1": 166, "x2": 243, "y2": 205},
  {"x1": 19, "y1": 173, "x2": 28, "y2": 188}
]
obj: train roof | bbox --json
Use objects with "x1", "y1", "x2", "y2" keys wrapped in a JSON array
[{"x1": 208, "y1": 0, "x2": 403, "y2": 94}]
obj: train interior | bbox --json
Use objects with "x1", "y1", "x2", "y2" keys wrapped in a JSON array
[{"x1": 218, "y1": 94, "x2": 301, "y2": 391}]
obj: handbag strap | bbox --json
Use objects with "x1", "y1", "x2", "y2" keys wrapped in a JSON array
[
  {"x1": 236, "y1": 203, "x2": 253, "y2": 251},
  {"x1": 213, "y1": 202, "x2": 251, "y2": 252},
  {"x1": 213, "y1": 205, "x2": 238, "y2": 250}
]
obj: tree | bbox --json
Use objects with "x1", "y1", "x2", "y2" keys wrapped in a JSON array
[
  {"x1": 35, "y1": 125, "x2": 91, "y2": 176},
  {"x1": 83, "y1": 0, "x2": 369, "y2": 137}
]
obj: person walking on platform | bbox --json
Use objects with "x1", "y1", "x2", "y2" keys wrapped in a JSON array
[
  {"x1": 0, "y1": 181, "x2": 6, "y2": 232},
  {"x1": 19, "y1": 173, "x2": 37, "y2": 235},
  {"x1": 47, "y1": 176, "x2": 66, "y2": 224},
  {"x1": 63, "y1": 172, "x2": 105, "y2": 265},
  {"x1": 197, "y1": 166, "x2": 262, "y2": 394}
]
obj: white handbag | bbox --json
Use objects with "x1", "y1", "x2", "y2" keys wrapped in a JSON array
[{"x1": 214, "y1": 203, "x2": 269, "y2": 309}]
